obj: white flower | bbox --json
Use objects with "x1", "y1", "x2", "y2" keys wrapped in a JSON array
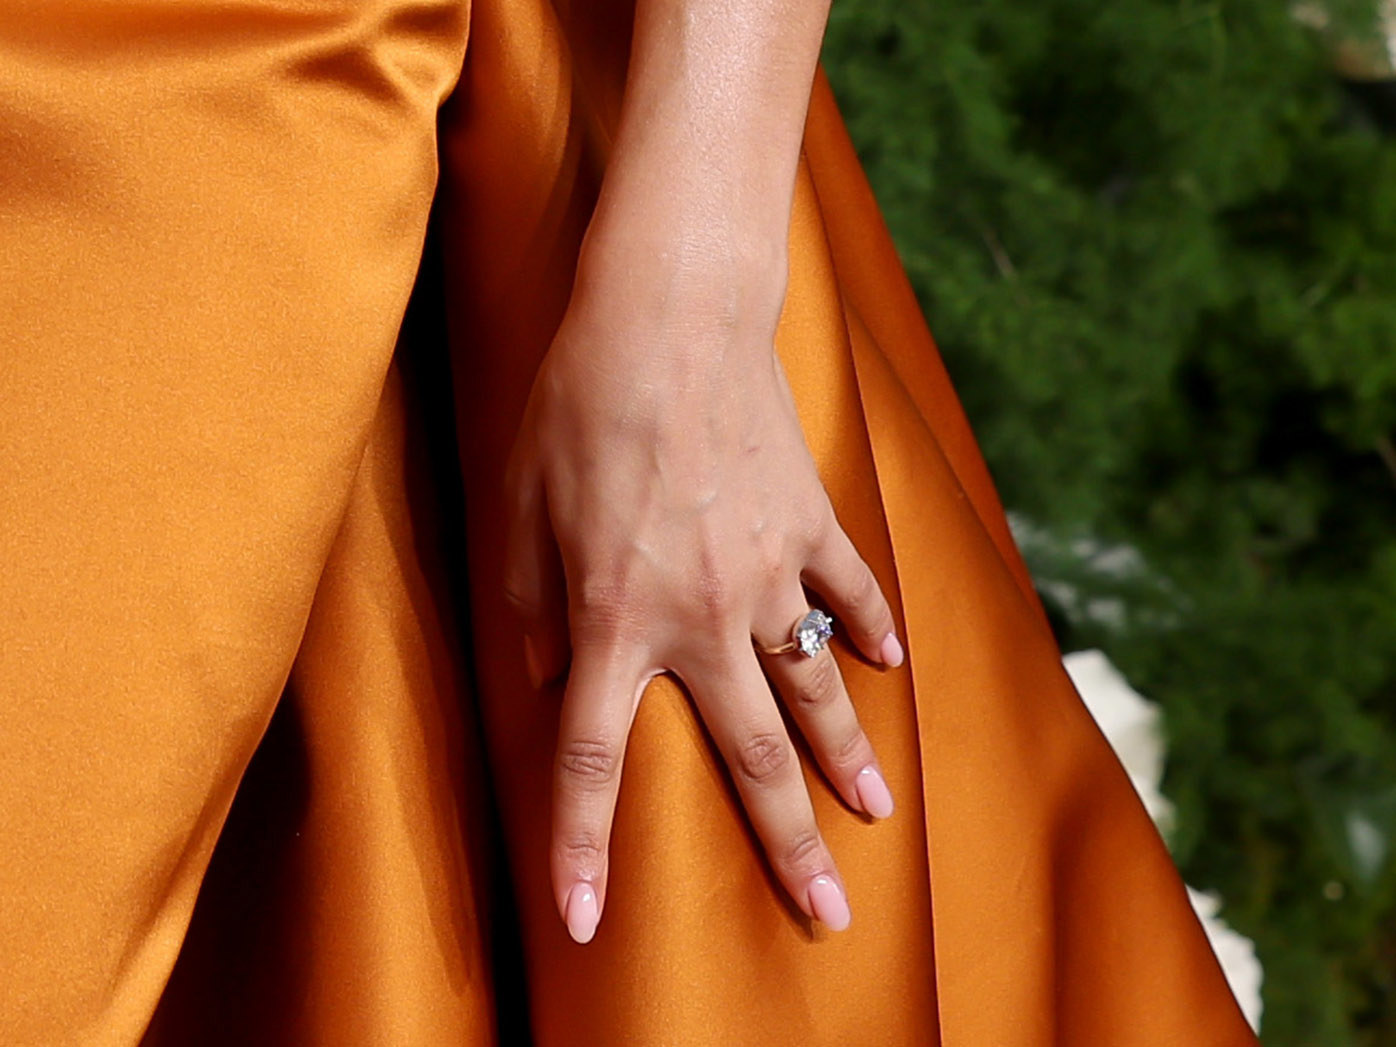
[{"x1": 1065, "y1": 649, "x2": 1264, "y2": 1032}]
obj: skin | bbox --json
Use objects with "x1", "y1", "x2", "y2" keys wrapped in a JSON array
[{"x1": 503, "y1": 0, "x2": 904, "y2": 945}]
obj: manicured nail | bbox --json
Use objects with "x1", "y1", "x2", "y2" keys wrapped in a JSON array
[
  {"x1": 565, "y1": 881, "x2": 599, "y2": 944},
  {"x1": 855, "y1": 764, "x2": 895, "y2": 819},
  {"x1": 879, "y1": 632, "x2": 904, "y2": 668},
  {"x1": 524, "y1": 635, "x2": 544, "y2": 690},
  {"x1": 807, "y1": 874, "x2": 851, "y2": 932}
]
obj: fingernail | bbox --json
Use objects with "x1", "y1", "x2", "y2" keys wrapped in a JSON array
[
  {"x1": 524, "y1": 635, "x2": 544, "y2": 690},
  {"x1": 879, "y1": 632, "x2": 904, "y2": 668},
  {"x1": 807, "y1": 874, "x2": 851, "y2": 931},
  {"x1": 855, "y1": 764, "x2": 895, "y2": 819},
  {"x1": 565, "y1": 881, "x2": 599, "y2": 944}
]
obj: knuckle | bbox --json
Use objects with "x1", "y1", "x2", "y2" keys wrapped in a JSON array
[
  {"x1": 748, "y1": 528, "x2": 788, "y2": 588},
  {"x1": 804, "y1": 505, "x2": 835, "y2": 550},
  {"x1": 758, "y1": 549, "x2": 786, "y2": 590},
  {"x1": 574, "y1": 574, "x2": 630, "y2": 619},
  {"x1": 779, "y1": 827, "x2": 825, "y2": 874},
  {"x1": 793, "y1": 652, "x2": 842, "y2": 710},
  {"x1": 694, "y1": 562, "x2": 733, "y2": 617},
  {"x1": 829, "y1": 728, "x2": 872, "y2": 771},
  {"x1": 555, "y1": 830, "x2": 606, "y2": 871},
  {"x1": 845, "y1": 569, "x2": 884, "y2": 635},
  {"x1": 692, "y1": 533, "x2": 751, "y2": 622},
  {"x1": 557, "y1": 738, "x2": 620, "y2": 791},
  {"x1": 815, "y1": 508, "x2": 837, "y2": 545},
  {"x1": 734, "y1": 732, "x2": 791, "y2": 785},
  {"x1": 845, "y1": 568, "x2": 876, "y2": 613},
  {"x1": 571, "y1": 576, "x2": 643, "y2": 645}
]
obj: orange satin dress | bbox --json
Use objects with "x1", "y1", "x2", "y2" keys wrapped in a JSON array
[{"x1": 0, "y1": 2, "x2": 1258, "y2": 1045}]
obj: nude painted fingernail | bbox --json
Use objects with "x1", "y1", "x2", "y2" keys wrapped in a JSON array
[
  {"x1": 807, "y1": 875, "x2": 851, "y2": 932},
  {"x1": 855, "y1": 764, "x2": 895, "y2": 819},
  {"x1": 523, "y1": 635, "x2": 544, "y2": 690},
  {"x1": 565, "y1": 882, "x2": 599, "y2": 944},
  {"x1": 879, "y1": 632, "x2": 904, "y2": 668}
]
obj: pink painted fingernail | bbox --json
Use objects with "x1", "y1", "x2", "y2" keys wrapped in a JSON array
[
  {"x1": 565, "y1": 882, "x2": 599, "y2": 944},
  {"x1": 879, "y1": 632, "x2": 904, "y2": 668},
  {"x1": 524, "y1": 635, "x2": 544, "y2": 690},
  {"x1": 807, "y1": 874, "x2": 851, "y2": 931},
  {"x1": 855, "y1": 765, "x2": 895, "y2": 819}
]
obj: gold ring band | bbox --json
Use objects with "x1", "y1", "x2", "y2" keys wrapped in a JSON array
[
  {"x1": 754, "y1": 638, "x2": 801, "y2": 655},
  {"x1": 753, "y1": 608, "x2": 834, "y2": 658}
]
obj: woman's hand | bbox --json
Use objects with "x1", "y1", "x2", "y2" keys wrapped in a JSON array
[{"x1": 503, "y1": 223, "x2": 904, "y2": 944}]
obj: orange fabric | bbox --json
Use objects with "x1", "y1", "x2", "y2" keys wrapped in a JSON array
[{"x1": 0, "y1": 2, "x2": 1257, "y2": 1045}]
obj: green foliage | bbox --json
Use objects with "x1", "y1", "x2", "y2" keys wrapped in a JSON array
[{"x1": 823, "y1": 2, "x2": 1396, "y2": 1042}]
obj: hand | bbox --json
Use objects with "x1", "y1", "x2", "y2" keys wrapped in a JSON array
[{"x1": 502, "y1": 227, "x2": 904, "y2": 945}]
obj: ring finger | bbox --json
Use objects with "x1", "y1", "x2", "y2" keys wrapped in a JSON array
[{"x1": 753, "y1": 594, "x2": 894, "y2": 820}]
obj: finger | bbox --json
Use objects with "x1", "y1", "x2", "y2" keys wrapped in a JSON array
[
  {"x1": 754, "y1": 594, "x2": 894, "y2": 820},
  {"x1": 803, "y1": 519, "x2": 903, "y2": 668},
  {"x1": 502, "y1": 465, "x2": 570, "y2": 688},
  {"x1": 551, "y1": 642, "x2": 649, "y2": 945},
  {"x1": 685, "y1": 645, "x2": 853, "y2": 931}
]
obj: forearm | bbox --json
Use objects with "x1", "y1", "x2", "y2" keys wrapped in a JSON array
[{"x1": 579, "y1": 0, "x2": 833, "y2": 308}]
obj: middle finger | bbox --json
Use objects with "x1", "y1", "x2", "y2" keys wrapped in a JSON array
[{"x1": 682, "y1": 642, "x2": 852, "y2": 931}]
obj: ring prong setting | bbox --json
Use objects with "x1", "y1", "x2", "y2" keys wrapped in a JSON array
[{"x1": 794, "y1": 609, "x2": 834, "y2": 658}]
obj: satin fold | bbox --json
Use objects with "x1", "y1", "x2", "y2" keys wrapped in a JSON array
[{"x1": 0, "y1": 2, "x2": 1257, "y2": 1044}]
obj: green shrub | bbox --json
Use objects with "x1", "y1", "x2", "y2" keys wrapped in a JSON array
[{"x1": 823, "y1": 3, "x2": 1396, "y2": 1042}]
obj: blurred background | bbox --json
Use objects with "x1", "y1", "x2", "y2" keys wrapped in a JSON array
[{"x1": 822, "y1": 2, "x2": 1396, "y2": 1043}]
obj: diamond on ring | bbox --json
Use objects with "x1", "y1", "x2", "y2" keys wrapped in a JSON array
[
  {"x1": 752, "y1": 608, "x2": 836, "y2": 657},
  {"x1": 794, "y1": 609, "x2": 834, "y2": 658}
]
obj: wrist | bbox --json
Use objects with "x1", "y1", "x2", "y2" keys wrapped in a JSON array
[{"x1": 574, "y1": 194, "x2": 791, "y2": 338}]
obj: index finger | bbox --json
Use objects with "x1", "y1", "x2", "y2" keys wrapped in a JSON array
[{"x1": 550, "y1": 641, "x2": 649, "y2": 944}]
